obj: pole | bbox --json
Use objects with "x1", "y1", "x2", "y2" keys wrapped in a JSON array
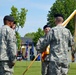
[
  {"x1": 62, "y1": 10, "x2": 76, "y2": 27},
  {"x1": 74, "y1": 15, "x2": 76, "y2": 51},
  {"x1": 22, "y1": 54, "x2": 40, "y2": 75}
]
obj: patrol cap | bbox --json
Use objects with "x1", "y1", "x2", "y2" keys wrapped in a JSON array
[
  {"x1": 43, "y1": 25, "x2": 51, "y2": 30},
  {"x1": 3, "y1": 15, "x2": 14, "y2": 22},
  {"x1": 54, "y1": 14, "x2": 64, "y2": 19}
]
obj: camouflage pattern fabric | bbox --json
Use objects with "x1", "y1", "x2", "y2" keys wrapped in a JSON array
[
  {"x1": 36, "y1": 36, "x2": 50, "y2": 75},
  {"x1": 0, "y1": 61, "x2": 13, "y2": 75},
  {"x1": 0, "y1": 25, "x2": 17, "y2": 75},
  {"x1": 36, "y1": 25, "x2": 74, "y2": 75}
]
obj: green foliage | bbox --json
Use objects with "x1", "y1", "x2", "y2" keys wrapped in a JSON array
[
  {"x1": 24, "y1": 32, "x2": 35, "y2": 39},
  {"x1": 15, "y1": 32, "x2": 21, "y2": 50},
  {"x1": 10, "y1": 6, "x2": 28, "y2": 29},
  {"x1": 24, "y1": 28, "x2": 44, "y2": 46},
  {"x1": 47, "y1": 0, "x2": 76, "y2": 34},
  {"x1": 10, "y1": 6, "x2": 28, "y2": 50},
  {"x1": 33, "y1": 28, "x2": 44, "y2": 46},
  {"x1": 14, "y1": 61, "x2": 41, "y2": 75},
  {"x1": 19, "y1": 8, "x2": 27, "y2": 28}
]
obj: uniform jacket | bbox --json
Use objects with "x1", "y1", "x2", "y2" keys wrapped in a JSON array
[
  {"x1": 36, "y1": 36, "x2": 50, "y2": 61},
  {"x1": 36, "y1": 25, "x2": 74, "y2": 63},
  {"x1": 0, "y1": 25, "x2": 17, "y2": 63}
]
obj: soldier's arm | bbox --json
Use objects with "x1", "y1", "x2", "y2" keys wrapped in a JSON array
[
  {"x1": 68, "y1": 30, "x2": 75, "y2": 52},
  {"x1": 7, "y1": 29, "x2": 17, "y2": 63},
  {"x1": 36, "y1": 37, "x2": 44, "y2": 53},
  {"x1": 36, "y1": 30, "x2": 52, "y2": 53}
]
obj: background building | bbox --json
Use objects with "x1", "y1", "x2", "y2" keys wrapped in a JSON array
[{"x1": 20, "y1": 37, "x2": 38, "y2": 61}]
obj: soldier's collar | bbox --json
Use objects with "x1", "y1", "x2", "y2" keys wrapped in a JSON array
[{"x1": 57, "y1": 24, "x2": 62, "y2": 27}]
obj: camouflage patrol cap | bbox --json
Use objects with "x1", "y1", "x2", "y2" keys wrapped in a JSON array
[{"x1": 3, "y1": 15, "x2": 14, "y2": 22}]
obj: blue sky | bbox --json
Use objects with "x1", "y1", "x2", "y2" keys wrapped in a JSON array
[{"x1": 0, "y1": 0, "x2": 55, "y2": 37}]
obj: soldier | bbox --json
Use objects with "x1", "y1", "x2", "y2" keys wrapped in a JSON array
[
  {"x1": 36, "y1": 14, "x2": 74, "y2": 75},
  {"x1": 0, "y1": 15, "x2": 17, "y2": 75},
  {"x1": 36, "y1": 25, "x2": 51, "y2": 75}
]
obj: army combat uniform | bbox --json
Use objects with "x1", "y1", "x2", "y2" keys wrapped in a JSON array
[
  {"x1": 0, "y1": 25, "x2": 17, "y2": 75},
  {"x1": 36, "y1": 25, "x2": 74, "y2": 75},
  {"x1": 36, "y1": 36, "x2": 50, "y2": 75}
]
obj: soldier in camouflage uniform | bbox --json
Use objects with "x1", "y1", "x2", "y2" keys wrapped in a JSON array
[
  {"x1": 36, "y1": 25, "x2": 51, "y2": 75},
  {"x1": 36, "y1": 14, "x2": 74, "y2": 75},
  {"x1": 0, "y1": 15, "x2": 17, "y2": 75}
]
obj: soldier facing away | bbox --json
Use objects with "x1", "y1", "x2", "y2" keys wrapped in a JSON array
[
  {"x1": 0, "y1": 15, "x2": 17, "y2": 75},
  {"x1": 36, "y1": 14, "x2": 74, "y2": 75}
]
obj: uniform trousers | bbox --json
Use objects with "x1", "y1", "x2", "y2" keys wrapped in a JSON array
[
  {"x1": 49, "y1": 61, "x2": 69, "y2": 75},
  {"x1": 0, "y1": 61, "x2": 13, "y2": 75},
  {"x1": 42, "y1": 61, "x2": 69, "y2": 75},
  {"x1": 42, "y1": 61, "x2": 50, "y2": 75}
]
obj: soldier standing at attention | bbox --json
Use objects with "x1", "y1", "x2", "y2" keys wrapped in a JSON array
[
  {"x1": 36, "y1": 14, "x2": 74, "y2": 75},
  {"x1": 36, "y1": 25, "x2": 51, "y2": 75},
  {"x1": 0, "y1": 15, "x2": 17, "y2": 75}
]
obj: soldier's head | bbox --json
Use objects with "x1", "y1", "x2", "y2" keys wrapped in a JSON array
[
  {"x1": 12, "y1": 21, "x2": 16, "y2": 30},
  {"x1": 43, "y1": 25, "x2": 51, "y2": 34},
  {"x1": 54, "y1": 14, "x2": 64, "y2": 25},
  {"x1": 3, "y1": 15, "x2": 14, "y2": 28}
]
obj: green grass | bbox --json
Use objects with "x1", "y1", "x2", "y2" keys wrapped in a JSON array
[
  {"x1": 14, "y1": 61, "x2": 76, "y2": 75},
  {"x1": 68, "y1": 63, "x2": 76, "y2": 75},
  {"x1": 14, "y1": 61, "x2": 41, "y2": 75}
]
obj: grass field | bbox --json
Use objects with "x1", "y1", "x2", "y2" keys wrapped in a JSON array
[
  {"x1": 14, "y1": 61, "x2": 76, "y2": 75},
  {"x1": 68, "y1": 63, "x2": 76, "y2": 75}
]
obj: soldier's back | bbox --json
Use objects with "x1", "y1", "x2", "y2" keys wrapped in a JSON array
[{"x1": 51, "y1": 25, "x2": 70, "y2": 63}]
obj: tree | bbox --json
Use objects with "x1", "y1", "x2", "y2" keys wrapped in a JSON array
[
  {"x1": 24, "y1": 28, "x2": 44, "y2": 46},
  {"x1": 10, "y1": 6, "x2": 28, "y2": 50},
  {"x1": 15, "y1": 31, "x2": 21, "y2": 50},
  {"x1": 10, "y1": 6, "x2": 28, "y2": 30},
  {"x1": 24, "y1": 32, "x2": 35, "y2": 39},
  {"x1": 47, "y1": 0, "x2": 76, "y2": 34},
  {"x1": 33, "y1": 28, "x2": 44, "y2": 45}
]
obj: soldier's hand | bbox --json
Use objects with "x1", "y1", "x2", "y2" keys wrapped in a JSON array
[
  {"x1": 11, "y1": 62, "x2": 15, "y2": 66},
  {"x1": 8, "y1": 61, "x2": 15, "y2": 68}
]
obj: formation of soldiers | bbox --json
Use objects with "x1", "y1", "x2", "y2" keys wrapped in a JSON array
[
  {"x1": 0, "y1": 14, "x2": 75, "y2": 75},
  {"x1": 36, "y1": 14, "x2": 75, "y2": 75}
]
